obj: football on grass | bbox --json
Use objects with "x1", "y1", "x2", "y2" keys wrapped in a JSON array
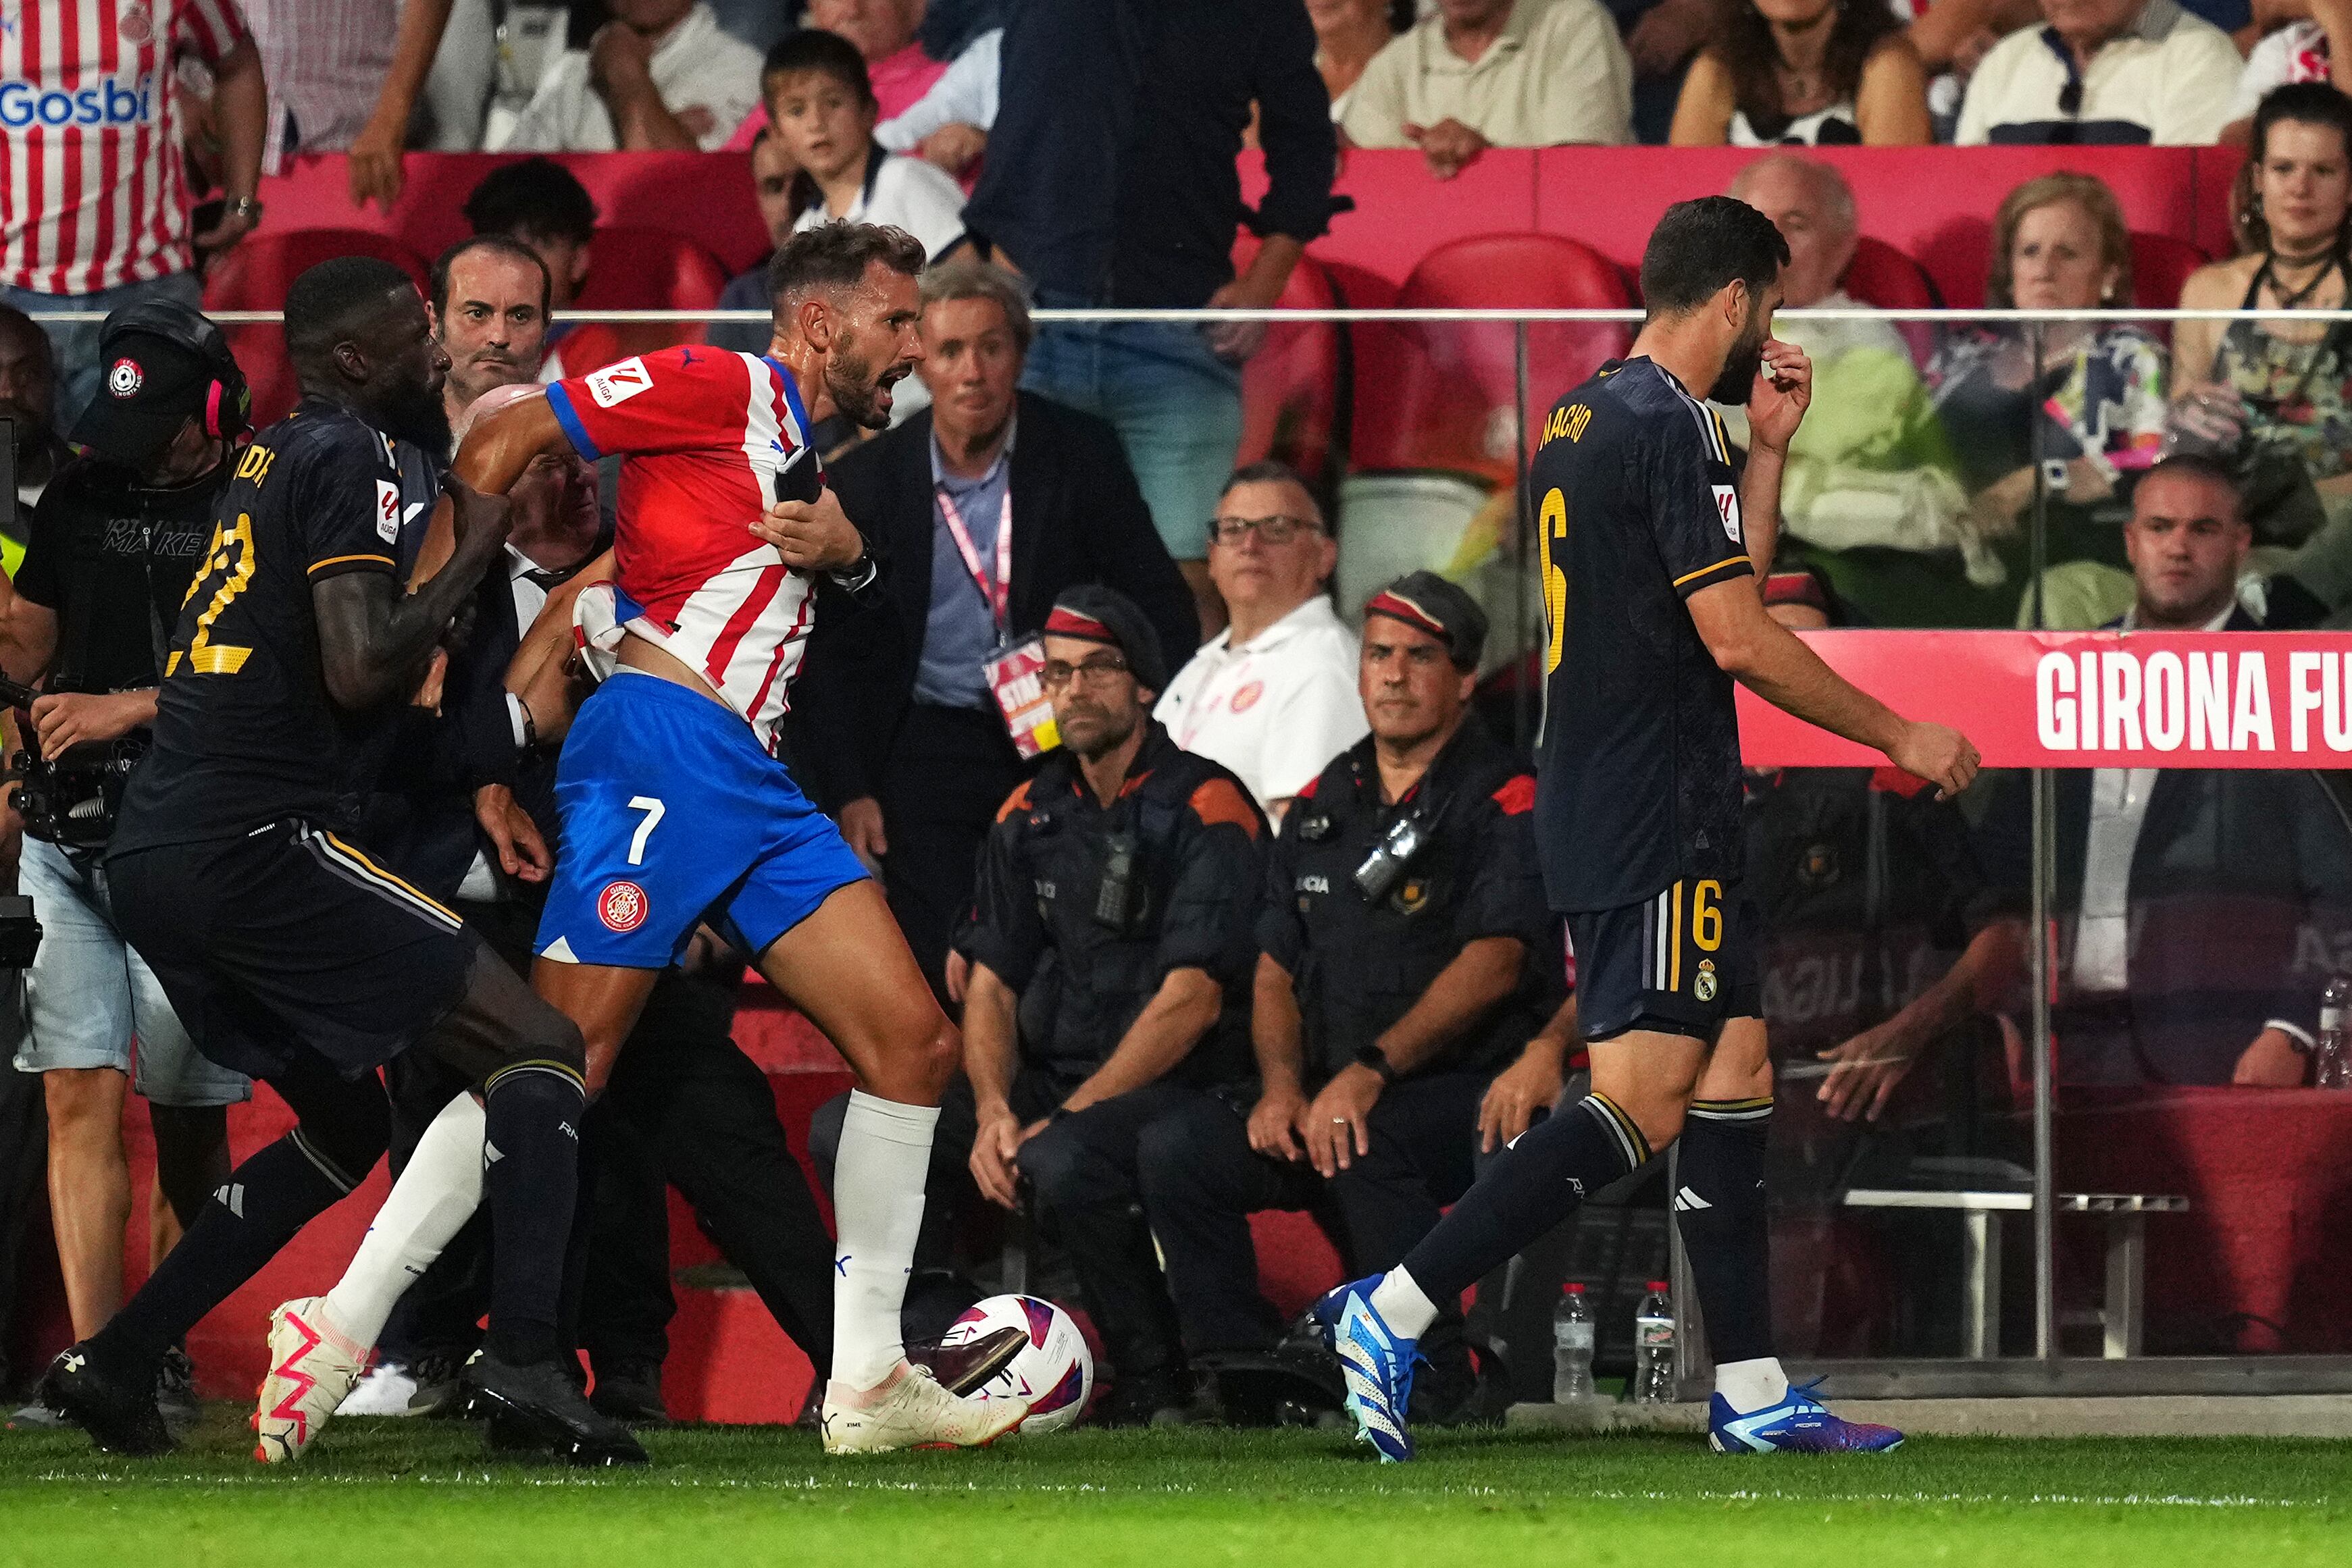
[{"x1": 942, "y1": 1294, "x2": 1093, "y2": 1434}]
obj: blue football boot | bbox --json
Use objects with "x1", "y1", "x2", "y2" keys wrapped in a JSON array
[
  {"x1": 1310, "y1": 1275, "x2": 1420, "y2": 1463},
  {"x1": 1708, "y1": 1379, "x2": 1905, "y2": 1453}
]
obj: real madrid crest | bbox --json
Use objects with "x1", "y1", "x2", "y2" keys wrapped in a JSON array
[
  {"x1": 1694, "y1": 957, "x2": 1718, "y2": 1003},
  {"x1": 1797, "y1": 842, "x2": 1840, "y2": 889}
]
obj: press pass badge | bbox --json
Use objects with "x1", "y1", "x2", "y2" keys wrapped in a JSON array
[{"x1": 983, "y1": 636, "x2": 1060, "y2": 758}]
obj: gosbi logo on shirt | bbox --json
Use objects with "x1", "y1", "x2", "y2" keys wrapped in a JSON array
[
  {"x1": 1713, "y1": 484, "x2": 1741, "y2": 544},
  {"x1": 585, "y1": 357, "x2": 653, "y2": 409},
  {"x1": 598, "y1": 880, "x2": 649, "y2": 933}
]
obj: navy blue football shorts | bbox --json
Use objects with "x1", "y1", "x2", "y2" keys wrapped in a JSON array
[{"x1": 1565, "y1": 877, "x2": 1761, "y2": 1044}]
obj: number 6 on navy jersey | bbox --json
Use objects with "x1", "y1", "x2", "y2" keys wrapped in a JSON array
[{"x1": 626, "y1": 795, "x2": 665, "y2": 865}]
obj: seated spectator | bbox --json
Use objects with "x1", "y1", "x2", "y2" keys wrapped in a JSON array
[
  {"x1": 1344, "y1": 0, "x2": 1634, "y2": 174},
  {"x1": 1154, "y1": 464, "x2": 1367, "y2": 826},
  {"x1": 2223, "y1": 0, "x2": 2352, "y2": 143},
  {"x1": 1903, "y1": 0, "x2": 2043, "y2": 135},
  {"x1": 2174, "y1": 84, "x2": 2352, "y2": 553},
  {"x1": 763, "y1": 30, "x2": 968, "y2": 261},
  {"x1": 1144, "y1": 575, "x2": 1561, "y2": 1426},
  {"x1": 1670, "y1": 0, "x2": 1933, "y2": 145},
  {"x1": 1948, "y1": 459, "x2": 2352, "y2": 1088},
  {"x1": 1955, "y1": 0, "x2": 2241, "y2": 144},
  {"x1": 707, "y1": 129, "x2": 802, "y2": 357},
  {"x1": 723, "y1": 0, "x2": 952, "y2": 149},
  {"x1": 428, "y1": 237, "x2": 553, "y2": 429},
  {"x1": 1925, "y1": 172, "x2": 2168, "y2": 591},
  {"x1": 1722, "y1": 157, "x2": 1976, "y2": 624},
  {"x1": 811, "y1": 587, "x2": 1269, "y2": 1425},
  {"x1": 499, "y1": 0, "x2": 762, "y2": 151},
  {"x1": 1310, "y1": 0, "x2": 1404, "y2": 122},
  {"x1": 461, "y1": 159, "x2": 598, "y2": 382}
]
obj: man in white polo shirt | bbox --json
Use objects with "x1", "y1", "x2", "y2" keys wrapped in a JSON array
[
  {"x1": 1155, "y1": 462, "x2": 1366, "y2": 827},
  {"x1": 1956, "y1": 0, "x2": 2241, "y2": 145}
]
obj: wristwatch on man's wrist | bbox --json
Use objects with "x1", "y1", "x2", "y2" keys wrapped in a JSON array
[{"x1": 1354, "y1": 1045, "x2": 1397, "y2": 1084}]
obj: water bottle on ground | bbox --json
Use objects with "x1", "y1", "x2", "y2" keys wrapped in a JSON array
[
  {"x1": 2318, "y1": 976, "x2": 2351, "y2": 1090},
  {"x1": 1552, "y1": 1282, "x2": 1595, "y2": 1401},
  {"x1": 1631, "y1": 1280, "x2": 1677, "y2": 1403}
]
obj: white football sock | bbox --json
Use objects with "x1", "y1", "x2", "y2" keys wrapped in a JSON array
[
  {"x1": 1714, "y1": 1357, "x2": 1790, "y2": 1414},
  {"x1": 320, "y1": 1093, "x2": 486, "y2": 1349},
  {"x1": 1367, "y1": 1266, "x2": 1441, "y2": 1341},
  {"x1": 829, "y1": 1089, "x2": 939, "y2": 1390}
]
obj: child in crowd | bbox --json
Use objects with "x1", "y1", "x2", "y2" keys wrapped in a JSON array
[{"x1": 763, "y1": 28, "x2": 969, "y2": 264}]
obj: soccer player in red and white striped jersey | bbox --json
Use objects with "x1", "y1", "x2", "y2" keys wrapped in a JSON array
[{"x1": 1, "y1": 0, "x2": 265, "y2": 423}]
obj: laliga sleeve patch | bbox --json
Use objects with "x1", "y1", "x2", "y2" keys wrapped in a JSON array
[
  {"x1": 598, "y1": 880, "x2": 650, "y2": 933},
  {"x1": 1712, "y1": 484, "x2": 1741, "y2": 544},
  {"x1": 586, "y1": 357, "x2": 653, "y2": 409},
  {"x1": 375, "y1": 480, "x2": 401, "y2": 543}
]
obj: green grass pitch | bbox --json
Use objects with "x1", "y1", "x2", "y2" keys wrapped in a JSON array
[{"x1": 1, "y1": 1411, "x2": 2345, "y2": 1567}]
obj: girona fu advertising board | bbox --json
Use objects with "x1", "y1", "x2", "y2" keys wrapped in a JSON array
[{"x1": 1737, "y1": 631, "x2": 2352, "y2": 770}]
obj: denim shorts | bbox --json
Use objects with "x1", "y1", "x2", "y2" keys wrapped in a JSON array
[{"x1": 11, "y1": 837, "x2": 251, "y2": 1107}]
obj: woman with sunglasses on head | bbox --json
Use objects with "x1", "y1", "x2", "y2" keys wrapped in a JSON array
[
  {"x1": 2174, "y1": 82, "x2": 2352, "y2": 548},
  {"x1": 1670, "y1": 0, "x2": 1931, "y2": 145}
]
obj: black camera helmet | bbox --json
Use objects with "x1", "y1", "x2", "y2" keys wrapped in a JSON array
[{"x1": 69, "y1": 297, "x2": 251, "y2": 471}]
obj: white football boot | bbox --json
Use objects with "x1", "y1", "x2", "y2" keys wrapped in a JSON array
[
  {"x1": 253, "y1": 1297, "x2": 371, "y2": 1463},
  {"x1": 821, "y1": 1359, "x2": 1029, "y2": 1455}
]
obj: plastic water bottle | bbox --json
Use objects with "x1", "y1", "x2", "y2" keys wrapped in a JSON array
[
  {"x1": 2319, "y1": 976, "x2": 2351, "y2": 1090},
  {"x1": 1552, "y1": 1282, "x2": 1595, "y2": 1401},
  {"x1": 1631, "y1": 1280, "x2": 1677, "y2": 1403}
]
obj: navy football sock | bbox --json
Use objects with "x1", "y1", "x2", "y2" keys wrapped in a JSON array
[
  {"x1": 1674, "y1": 1098, "x2": 1775, "y2": 1367},
  {"x1": 1398, "y1": 1093, "x2": 1650, "y2": 1304},
  {"x1": 480, "y1": 1062, "x2": 585, "y2": 1367}
]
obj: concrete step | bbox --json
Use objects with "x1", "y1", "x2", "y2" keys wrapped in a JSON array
[{"x1": 1506, "y1": 1394, "x2": 2352, "y2": 1438}]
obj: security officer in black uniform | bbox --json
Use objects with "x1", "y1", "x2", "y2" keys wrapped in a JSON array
[
  {"x1": 810, "y1": 584, "x2": 1269, "y2": 1426},
  {"x1": 1142, "y1": 573, "x2": 1561, "y2": 1421}
]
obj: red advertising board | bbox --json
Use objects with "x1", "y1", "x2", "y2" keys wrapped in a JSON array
[{"x1": 1739, "y1": 631, "x2": 2352, "y2": 770}]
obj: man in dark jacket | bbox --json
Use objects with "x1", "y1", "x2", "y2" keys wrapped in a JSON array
[{"x1": 791, "y1": 260, "x2": 1197, "y2": 999}]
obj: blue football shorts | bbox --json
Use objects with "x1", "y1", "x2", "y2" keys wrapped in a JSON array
[{"x1": 535, "y1": 669, "x2": 869, "y2": 969}]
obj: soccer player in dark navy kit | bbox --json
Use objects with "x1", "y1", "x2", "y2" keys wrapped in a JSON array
[
  {"x1": 1314, "y1": 197, "x2": 1980, "y2": 1461},
  {"x1": 39, "y1": 258, "x2": 640, "y2": 1466}
]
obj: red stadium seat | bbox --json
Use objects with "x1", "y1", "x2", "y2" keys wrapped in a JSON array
[
  {"x1": 203, "y1": 228, "x2": 430, "y2": 428},
  {"x1": 1838, "y1": 235, "x2": 1941, "y2": 363},
  {"x1": 1233, "y1": 234, "x2": 1345, "y2": 484},
  {"x1": 555, "y1": 226, "x2": 734, "y2": 378},
  {"x1": 2128, "y1": 229, "x2": 2211, "y2": 313},
  {"x1": 1354, "y1": 233, "x2": 1635, "y2": 484}
]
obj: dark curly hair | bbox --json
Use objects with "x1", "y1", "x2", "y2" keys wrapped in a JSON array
[
  {"x1": 1717, "y1": 0, "x2": 1900, "y2": 143},
  {"x1": 766, "y1": 221, "x2": 928, "y2": 304}
]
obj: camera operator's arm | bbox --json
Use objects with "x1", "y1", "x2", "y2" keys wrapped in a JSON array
[
  {"x1": 0, "y1": 487, "x2": 66, "y2": 683},
  {"x1": 0, "y1": 575, "x2": 55, "y2": 687},
  {"x1": 315, "y1": 473, "x2": 512, "y2": 713},
  {"x1": 30, "y1": 688, "x2": 157, "y2": 754}
]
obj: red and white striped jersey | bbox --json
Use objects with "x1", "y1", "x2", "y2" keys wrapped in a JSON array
[
  {"x1": 544, "y1": 346, "x2": 825, "y2": 754},
  {"x1": 2, "y1": 0, "x2": 249, "y2": 296}
]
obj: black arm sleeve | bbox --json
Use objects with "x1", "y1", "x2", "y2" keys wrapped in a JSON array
[
  {"x1": 1645, "y1": 412, "x2": 1752, "y2": 600},
  {"x1": 1154, "y1": 776, "x2": 1270, "y2": 987},
  {"x1": 1248, "y1": 1, "x2": 1337, "y2": 247}
]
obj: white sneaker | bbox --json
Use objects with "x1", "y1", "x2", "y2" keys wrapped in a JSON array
[
  {"x1": 253, "y1": 1298, "x2": 371, "y2": 1463},
  {"x1": 336, "y1": 1360, "x2": 421, "y2": 1417},
  {"x1": 821, "y1": 1360, "x2": 1028, "y2": 1455}
]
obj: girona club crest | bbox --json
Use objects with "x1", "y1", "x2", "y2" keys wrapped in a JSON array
[{"x1": 598, "y1": 880, "x2": 649, "y2": 933}]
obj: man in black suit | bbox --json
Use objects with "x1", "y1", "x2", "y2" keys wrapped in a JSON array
[{"x1": 792, "y1": 260, "x2": 1199, "y2": 999}]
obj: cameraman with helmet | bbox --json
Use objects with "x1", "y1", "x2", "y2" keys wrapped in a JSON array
[{"x1": 0, "y1": 300, "x2": 251, "y2": 1433}]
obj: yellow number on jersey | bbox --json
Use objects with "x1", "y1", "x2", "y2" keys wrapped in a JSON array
[
  {"x1": 168, "y1": 514, "x2": 257, "y2": 676},
  {"x1": 1540, "y1": 486, "x2": 1568, "y2": 675},
  {"x1": 1692, "y1": 879, "x2": 1722, "y2": 951}
]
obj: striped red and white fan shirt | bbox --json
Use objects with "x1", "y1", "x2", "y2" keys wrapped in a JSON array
[
  {"x1": 1, "y1": 0, "x2": 248, "y2": 296},
  {"x1": 544, "y1": 346, "x2": 828, "y2": 756}
]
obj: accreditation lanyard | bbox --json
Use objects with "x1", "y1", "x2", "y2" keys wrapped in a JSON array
[{"x1": 936, "y1": 482, "x2": 1012, "y2": 642}]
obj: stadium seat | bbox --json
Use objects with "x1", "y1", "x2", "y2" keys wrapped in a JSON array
[
  {"x1": 2127, "y1": 230, "x2": 2210, "y2": 315},
  {"x1": 1233, "y1": 234, "x2": 1345, "y2": 488},
  {"x1": 554, "y1": 226, "x2": 734, "y2": 378},
  {"x1": 203, "y1": 228, "x2": 430, "y2": 428},
  {"x1": 1354, "y1": 232, "x2": 1635, "y2": 486},
  {"x1": 1839, "y1": 236, "x2": 1942, "y2": 363}
]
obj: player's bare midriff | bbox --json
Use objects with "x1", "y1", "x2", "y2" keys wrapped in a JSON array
[{"x1": 616, "y1": 628, "x2": 733, "y2": 710}]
